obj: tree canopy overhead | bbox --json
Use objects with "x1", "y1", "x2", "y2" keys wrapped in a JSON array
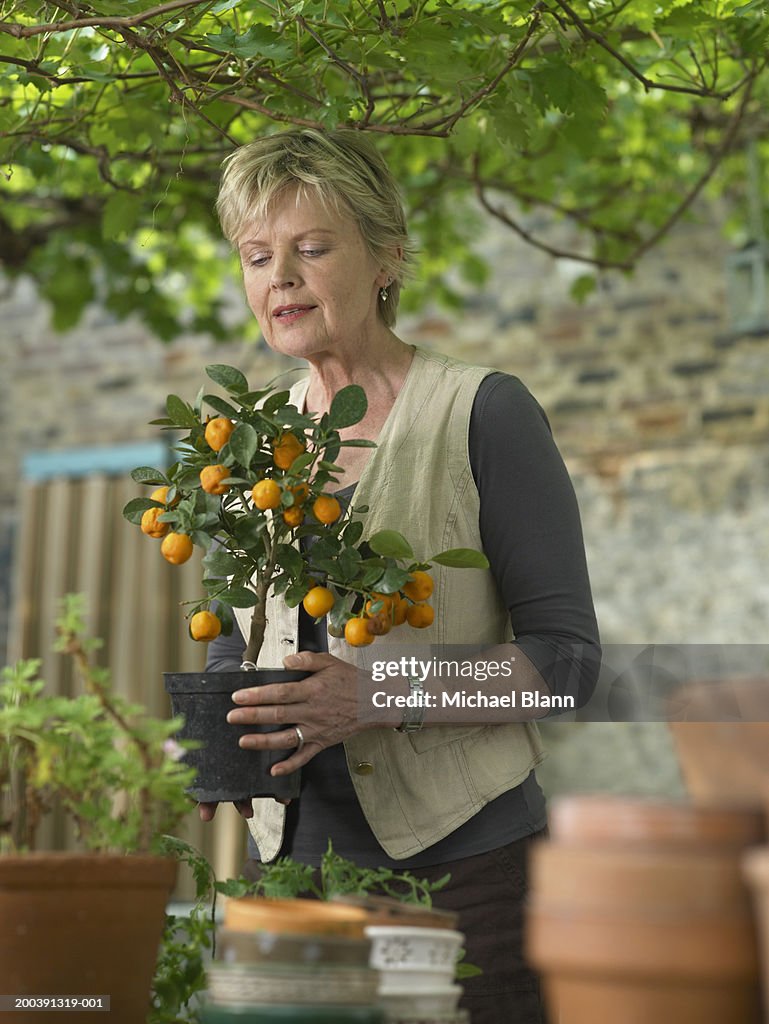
[{"x1": 1, "y1": 1, "x2": 767, "y2": 338}]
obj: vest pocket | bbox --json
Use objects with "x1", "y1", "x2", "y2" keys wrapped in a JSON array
[{"x1": 407, "y1": 723, "x2": 487, "y2": 754}]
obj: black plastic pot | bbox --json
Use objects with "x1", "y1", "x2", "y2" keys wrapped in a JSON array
[{"x1": 164, "y1": 670, "x2": 307, "y2": 803}]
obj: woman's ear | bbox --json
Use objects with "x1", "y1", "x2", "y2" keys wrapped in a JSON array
[{"x1": 378, "y1": 245, "x2": 403, "y2": 287}]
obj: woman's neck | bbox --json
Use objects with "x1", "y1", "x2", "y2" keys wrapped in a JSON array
[
  {"x1": 303, "y1": 333, "x2": 414, "y2": 423},
  {"x1": 303, "y1": 334, "x2": 415, "y2": 484}
]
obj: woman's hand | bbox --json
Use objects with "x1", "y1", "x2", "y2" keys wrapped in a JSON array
[
  {"x1": 225, "y1": 651, "x2": 371, "y2": 776},
  {"x1": 197, "y1": 799, "x2": 255, "y2": 822}
]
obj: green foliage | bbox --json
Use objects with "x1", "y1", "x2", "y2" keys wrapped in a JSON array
[
  {"x1": 124, "y1": 366, "x2": 488, "y2": 663},
  {"x1": 217, "y1": 839, "x2": 450, "y2": 906},
  {"x1": 149, "y1": 837, "x2": 217, "y2": 1024},
  {"x1": 0, "y1": 595, "x2": 196, "y2": 854},
  {"x1": 1, "y1": 1, "x2": 768, "y2": 337}
]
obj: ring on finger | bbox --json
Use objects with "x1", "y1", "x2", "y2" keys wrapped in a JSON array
[{"x1": 294, "y1": 725, "x2": 305, "y2": 753}]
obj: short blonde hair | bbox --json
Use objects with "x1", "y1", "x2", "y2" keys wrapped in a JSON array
[{"x1": 216, "y1": 128, "x2": 414, "y2": 326}]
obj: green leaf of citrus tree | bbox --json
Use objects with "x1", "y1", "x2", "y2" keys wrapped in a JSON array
[
  {"x1": 229, "y1": 422, "x2": 258, "y2": 468},
  {"x1": 328, "y1": 385, "x2": 368, "y2": 429},
  {"x1": 430, "y1": 548, "x2": 490, "y2": 568},
  {"x1": 219, "y1": 586, "x2": 258, "y2": 608},
  {"x1": 206, "y1": 364, "x2": 249, "y2": 395},
  {"x1": 202, "y1": 549, "x2": 242, "y2": 576},
  {"x1": 166, "y1": 395, "x2": 199, "y2": 428},
  {"x1": 368, "y1": 530, "x2": 414, "y2": 559},
  {"x1": 130, "y1": 467, "x2": 167, "y2": 485},
  {"x1": 122, "y1": 497, "x2": 158, "y2": 523}
]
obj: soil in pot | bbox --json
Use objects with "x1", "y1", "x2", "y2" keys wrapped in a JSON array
[{"x1": 164, "y1": 669, "x2": 307, "y2": 802}]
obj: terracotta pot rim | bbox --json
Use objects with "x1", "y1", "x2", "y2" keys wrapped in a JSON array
[
  {"x1": 549, "y1": 795, "x2": 765, "y2": 848},
  {"x1": 0, "y1": 852, "x2": 177, "y2": 889},
  {"x1": 534, "y1": 841, "x2": 757, "y2": 874}
]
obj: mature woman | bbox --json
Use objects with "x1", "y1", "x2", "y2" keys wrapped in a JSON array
[{"x1": 203, "y1": 128, "x2": 601, "y2": 1024}]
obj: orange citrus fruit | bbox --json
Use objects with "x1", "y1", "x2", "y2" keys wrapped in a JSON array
[
  {"x1": 282, "y1": 506, "x2": 305, "y2": 528},
  {"x1": 140, "y1": 507, "x2": 168, "y2": 539},
  {"x1": 252, "y1": 479, "x2": 282, "y2": 510},
  {"x1": 345, "y1": 617, "x2": 375, "y2": 647},
  {"x1": 290, "y1": 482, "x2": 310, "y2": 506},
  {"x1": 190, "y1": 610, "x2": 222, "y2": 642},
  {"x1": 302, "y1": 586, "x2": 335, "y2": 618},
  {"x1": 272, "y1": 432, "x2": 305, "y2": 470},
  {"x1": 313, "y1": 495, "x2": 342, "y2": 525},
  {"x1": 367, "y1": 611, "x2": 392, "y2": 636},
  {"x1": 406, "y1": 602, "x2": 434, "y2": 629},
  {"x1": 150, "y1": 485, "x2": 178, "y2": 506},
  {"x1": 205, "y1": 417, "x2": 235, "y2": 452},
  {"x1": 365, "y1": 593, "x2": 394, "y2": 617},
  {"x1": 200, "y1": 465, "x2": 230, "y2": 495},
  {"x1": 392, "y1": 595, "x2": 409, "y2": 625},
  {"x1": 403, "y1": 570, "x2": 434, "y2": 602},
  {"x1": 161, "y1": 532, "x2": 194, "y2": 565}
]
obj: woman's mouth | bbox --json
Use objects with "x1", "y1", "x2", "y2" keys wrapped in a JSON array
[{"x1": 272, "y1": 305, "x2": 316, "y2": 323}]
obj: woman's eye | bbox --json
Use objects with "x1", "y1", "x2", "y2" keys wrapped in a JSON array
[
  {"x1": 247, "y1": 255, "x2": 269, "y2": 267},
  {"x1": 301, "y1": 248, "x2": 327, "y2": 258}
]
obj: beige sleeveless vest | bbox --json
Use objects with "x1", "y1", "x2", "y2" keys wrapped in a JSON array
[{"x1": 235, "y1": 347, "x2": 545, "y2": 861}]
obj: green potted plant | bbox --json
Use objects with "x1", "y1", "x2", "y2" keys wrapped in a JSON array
[
  {"x1": 123, "y1": 364, "x2": 488, "y2": 804},
  {"x1": 0, "y1": 595, "x2": 196, "y2": 1024}
]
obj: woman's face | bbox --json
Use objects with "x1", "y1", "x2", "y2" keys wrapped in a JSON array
[{"x1": 237, "y1": 186, "x2": 388, "y2": 361}]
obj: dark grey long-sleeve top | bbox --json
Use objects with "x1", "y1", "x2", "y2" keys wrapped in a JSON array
[{"x1": 206, "y1": 372, "x2": 601, "y2": 867}]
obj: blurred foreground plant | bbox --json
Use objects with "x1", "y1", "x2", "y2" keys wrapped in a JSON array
[{"x1": 0, "y1": 594, "x2": 196, "y2": 854}]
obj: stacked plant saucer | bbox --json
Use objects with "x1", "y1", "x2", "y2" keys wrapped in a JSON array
[
  {"x1": 201, "y1": 897, "x2": 384, "y2": 1023},
  {"x1": 339, "y1": 896, "x2": 469, "y2": 1024}
]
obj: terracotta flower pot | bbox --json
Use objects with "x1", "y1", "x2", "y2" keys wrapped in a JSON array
[
  {"x1": 0, "y1": 853, "x2": 176, "y2": 1024},
  {"x1": 741, "y1": 847, "x2": 769, "y2": 1024},
  {"x1": 668, "y1": 676, "x2": 769, "y2": 808},
  {"x1": 164, "y1": 669, "x2": 307, "y2": 802},
  {"x1": 548, "y1": 793, "x2": 766, "y2": 850},
  {"x1": 527, "y1": 796, "x2": 764, "y2": 1024},
  {"x1": 224, "y1": 897, "x2": 370, "y2": 939}
]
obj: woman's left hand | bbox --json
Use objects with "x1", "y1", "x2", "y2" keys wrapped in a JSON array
[{"x1": 226, "y1": 651, "x2": 372, "y2": 775}]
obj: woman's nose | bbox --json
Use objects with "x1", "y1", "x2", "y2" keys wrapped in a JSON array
[{"x1": 270, "y1": 252, "x2": 298, "y2": 289}]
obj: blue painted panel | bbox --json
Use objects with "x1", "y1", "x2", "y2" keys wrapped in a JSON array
[{"x1": 23, "y1": 442, "x2": 170, "y2": 482}]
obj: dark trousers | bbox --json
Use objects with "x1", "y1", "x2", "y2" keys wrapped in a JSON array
[{"x1": 412, "y1": 830, "x2": 548, "y2": 1024}]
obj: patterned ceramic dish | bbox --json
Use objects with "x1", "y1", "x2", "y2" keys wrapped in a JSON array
[
  {"x1": 206, "y1": 962, "x2": 379, "y2": 1007},
  {"x1": 376, "y1": 968, "x2": 458, "y2": 990},
  {"x1": 377, "y1": 985, "x2": 463, "y2": 1016},
  {"x1": 365, "y1": 926, "x2": 464, "y2": 973},
  {"x1": 217, "y1": 927, "x2": 371, "y2": 967}
]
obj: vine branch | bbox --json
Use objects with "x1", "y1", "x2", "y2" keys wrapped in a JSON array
[{"x1": 0, "y1": 0, "x2": 210, "y2": 38}]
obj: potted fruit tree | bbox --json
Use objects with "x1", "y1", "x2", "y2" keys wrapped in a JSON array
[
  {"x1": 123, "y1": 363, "x2": 488, "y2": 804},
  {"x1": 0, "y1": 594, "x2": 195, "y2": 1024}
]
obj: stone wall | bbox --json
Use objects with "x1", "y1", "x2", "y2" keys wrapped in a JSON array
[{"x1": 3, "y1": 203, "x2": 768, "y2": 800}]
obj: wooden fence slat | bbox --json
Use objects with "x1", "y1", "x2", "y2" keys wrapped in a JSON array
[{"x1": 8, "y1": 481, "x2": 43, "y2": 664}]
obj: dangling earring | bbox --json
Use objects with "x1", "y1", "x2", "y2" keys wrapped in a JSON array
[{"x1": 380, "y1": 279, "x2": 390, "y2": 303}]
